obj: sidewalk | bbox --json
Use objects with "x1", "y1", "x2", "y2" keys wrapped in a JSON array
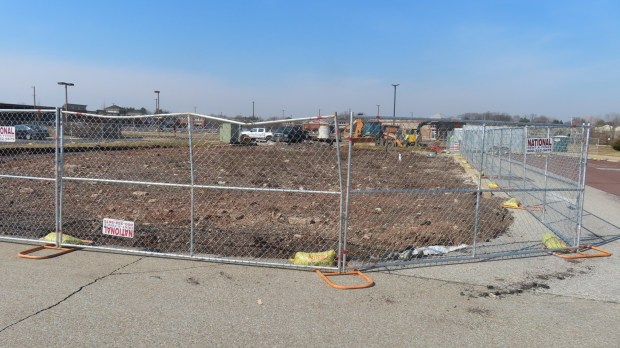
[
  {"x1": 1, "y1": 186, "x2": 618, "y2": 347},
  {"x1": 589, "y1": 154, "x2": 620, "y2": 162}
]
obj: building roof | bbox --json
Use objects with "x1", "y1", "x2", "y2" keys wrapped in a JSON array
[
  {"x1": 0, "y1": 102, "x2": 55, "y2": 110},
  {"x1": 428, "y1": 113, "x2": 449, "y2": 119},
  {"x1": 62, "y1": 103, "x2": 88, "y2": 112}
]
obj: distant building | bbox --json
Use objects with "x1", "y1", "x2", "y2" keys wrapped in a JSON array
[
  {"x1": 100, "y1": 104, "x2": 123, "y2": 115},
  {"x1": 96, "y1": 104, "x2": 148, "y2": 116},
  {"x1": 62, "y1": 103, "x2": 88, "y2": 112},
  {"x1": 0, "y1": 102, "x2": 54, "y2": 110},
  {"x1": 428, "y1": 113, "x2": 449, "y2": 119}
]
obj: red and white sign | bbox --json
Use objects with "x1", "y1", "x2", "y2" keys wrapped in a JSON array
[
  {"x1": 527, "y1": 137, "x2": 552, "y2": 153},
  {"x1": 102, "y1": 218, "x2": 135, "y2": 238},
  {"x1": 0, "y1": 126, "x2": 16, "y2": 142}
]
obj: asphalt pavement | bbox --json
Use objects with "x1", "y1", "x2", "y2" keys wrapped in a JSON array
[
  {"x1": 0, "y1": 186, "x2": 618, "y2": 347},
  {"x1": 586, "y1": 159, "x2": 620, "y2": 196}
]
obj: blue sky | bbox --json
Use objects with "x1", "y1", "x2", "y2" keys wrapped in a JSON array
[{"x1": 1, "y1": 0, "x2": 619, "y2": 120}]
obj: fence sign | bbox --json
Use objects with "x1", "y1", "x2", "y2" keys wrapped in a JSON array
[
  {"x1": 0, "y1": 126, "x2": 16, "y2": 142},
  {"x1": 102, "y1": 218, "x2": 135, "y2": 238},
  {"x1": 526, "y1": 137, "x2": 552, "y2": 153}
]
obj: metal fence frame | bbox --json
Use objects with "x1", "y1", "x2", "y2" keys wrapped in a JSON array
[
  {"x1": 62, "y1": 111, "x2": 344, "y2": 270},
  {"x1": 459, "y1": 124, "x2": 590, "y2": 246},
  {"x1": 0, "y1": 110, "x2": 590, "y2": 271},
  {"x1": 340, "y1": 118, "x2": 590, "y2": 270}
]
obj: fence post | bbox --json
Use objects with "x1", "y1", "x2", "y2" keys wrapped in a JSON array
[
  {"x1": 187, "y1": 114, "x2": 196, "y2": 256},
  {"x1": 472, "y1": 124, "x2": 486, "y2": 258},
  {"x1": 499, "y1": 128, "x2": 503, "y2": 182},
  {"x1": 464, "y1": 130, "x2": 468, "y2": 164},
  {"x1": 508, "y1": 128, "x2": 513, "y2": 188},
  {"x1": 57, "y1": 108, "x2": 65, "y2": 246},
  {"x1": 523, "y1": 126, "x2": 528, "y2": 190},
  {"x1": 340, "y1": 111, "x2": 354, "y2": 272},
  {"x1": 482, "y1": 128, "x2": 488, "y2": 174},
  {"x1": 54, "y1": 108, "x2": 61, "y2": 247},
  {"x1": 489, "y1": 127, "x2": 493, "y2": 177},
  {"x1": 542, "y1": 127, "x2": 550, "y2": 223},
  {"x1": 332, "y1": 114, "x2": 345, "y2": 271},
  {"x1": 466, "y1": 130, "x2": 472, "y2": 164},
  {"x1": 575, "y1": 124, "x2": 590, "y2": 247}
]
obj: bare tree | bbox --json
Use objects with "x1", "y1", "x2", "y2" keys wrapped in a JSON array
[{"x1": 530, "y1": 115, "x2": 550, "y2": 124}]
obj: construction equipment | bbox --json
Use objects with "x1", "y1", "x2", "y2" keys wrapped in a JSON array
[
  {"x1": 403, "y1": 128, "x2": 418, "y2": 146},
  {"x1": 342, "y1": 119, "x2": 420, "y2": 147},
  {"x1": 342, "y1": 119, "x2": 382, "y2": 143},
  {"x1": 377, "y1": 124, "x2": 400, "y2": 146},
  {"x1": 378, "y1": 124, "x2": 418, "y2": 147}
]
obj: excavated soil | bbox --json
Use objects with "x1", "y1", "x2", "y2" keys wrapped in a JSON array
[{"x1": 0, "y1": 142, "x2": 513, "y2": 262}]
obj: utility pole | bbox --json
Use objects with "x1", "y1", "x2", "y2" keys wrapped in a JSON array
[
  {"x1": 392, "y1": 84, "x2": 399, "y2": 125},
  {"x1": 252, "y1": 101, "x2": 255, "y2": 118},
  {"x1": 376, "y1": 104, "x2": 380, "y2": 118},
  {"x1": 32, "y1": 86, "x2": 36, "y2": 108}
]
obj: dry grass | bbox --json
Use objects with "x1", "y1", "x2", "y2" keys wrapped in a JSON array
[{"x1": 590, "y1": 145, "x2": 620, "y2": 157}]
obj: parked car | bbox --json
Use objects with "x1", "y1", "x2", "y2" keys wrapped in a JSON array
[
  {"x1": 15, "y1": 124, "x2": 49, "y2": 140},
  {"x1": 272, "y1": 125, "x2": 307, "y2": 143}
]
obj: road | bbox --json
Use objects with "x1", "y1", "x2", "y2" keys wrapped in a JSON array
[{"x1": 586, "y1": 159, "x2": 620, "y2": 196}]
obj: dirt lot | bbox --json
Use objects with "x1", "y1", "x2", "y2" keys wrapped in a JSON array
[{"x1": 0, "y1": 142, "x2": 513, "y2": 262}]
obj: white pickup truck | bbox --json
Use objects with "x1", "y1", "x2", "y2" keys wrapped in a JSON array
[{"x1": 240, "y1": 127, "x2": 273, "y2": 142}]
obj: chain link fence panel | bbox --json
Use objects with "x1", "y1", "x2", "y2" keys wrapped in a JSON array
[
  {"x1": 57, "y1": 112, "x2": 343, "y2": 269},
  {"x1": 0, "y1": 109, "x2": 58, "y2": 242},
  {"x1": 459, "y1": 123, "x2": 589, "y2": 256},
  {"x1": 343, "y1": 120, "x2": 589, "y2": 269}
]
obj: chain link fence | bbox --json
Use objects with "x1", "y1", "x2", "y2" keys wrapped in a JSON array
[
  {"x1": 457, "y1": 123, "x2": 589, "y2": 260},
  {"x1": 0, "y1": 109, "x2": 59, "y2": 243},
  {"x1": 55, "y1": 111, "x2": 344, "y2": 269},
  {"x1": 341, "y1": 119, "x2": 588, "y2": 269},
  {"x1": 1, "y1": 110, "x2": 590, "y2": 271}
]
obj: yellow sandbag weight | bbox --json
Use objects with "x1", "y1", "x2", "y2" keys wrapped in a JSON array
[{"x1": 289, "y1": 250, "x2": 336, "y2": 266}]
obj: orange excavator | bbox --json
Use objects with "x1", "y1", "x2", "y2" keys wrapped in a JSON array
[{"x1": 342, "y1": 119, "x2": 382, "y2": 143}]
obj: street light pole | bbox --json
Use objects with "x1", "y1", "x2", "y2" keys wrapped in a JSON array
[
  {"x1": 57, "y1": 82, "x2": 74, "y2": 111},
  {"x1": 32, "y1": 86, "x2": 36, "y2": 108},
  {"x1": 58, "y1": 82, "x2": 74, "y2": 137},
  {"x1": 392, "y1": 84, "x2": 399, "y2": 125},
  {"x1": 252, "y1": 101, "x2": 255, "y2": 118},
  {"x1": 154, "y1": 90, "x2": 160, "y2": 114}
]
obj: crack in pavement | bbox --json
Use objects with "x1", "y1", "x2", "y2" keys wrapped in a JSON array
[
  {"x1": 113, "y1": 263, "x2": 224, "y2": 276},
  {"x1": 0, "y1": 257, "x2": 144, "y2": 335}
]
